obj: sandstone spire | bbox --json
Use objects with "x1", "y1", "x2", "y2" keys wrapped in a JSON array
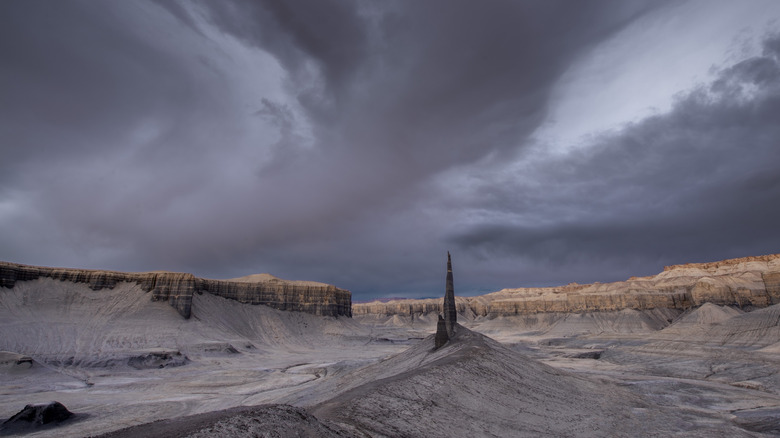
[
  {"x1": 443, "y1": 251, "x2": 457, "y2": 338},
  {"x1": 434, "y1": 315, "x2": 449, "y2": 349}
]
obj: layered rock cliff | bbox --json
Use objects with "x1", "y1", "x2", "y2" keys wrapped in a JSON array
[
  {"x1": 0, "y1": 261, "x2": 351, "y2": 319},
  {"x1": 353, "y1": 254, "x2": 780, "y2": 318}
]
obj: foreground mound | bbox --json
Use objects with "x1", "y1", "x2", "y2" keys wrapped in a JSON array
[
  {"x1": 94, "y1": 405, "x2": 352, "y2": 438},
  {"x1": 310, "y1": 325, "x2": 646, "y2": 436},
  {"x1": 302, "y1": 326, "x2": 750, "y2": 437},
  {"x1": 95, "y1": 325, "x2": 762, "y2": 437}
]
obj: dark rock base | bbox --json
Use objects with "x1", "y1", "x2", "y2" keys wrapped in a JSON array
[{"x1": 1, "y1": 401, "x2": 74, "y2": 433}]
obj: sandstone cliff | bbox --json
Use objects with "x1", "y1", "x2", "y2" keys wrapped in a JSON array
[
  {"x1": 0, "y1": 261, "x2": 351, "y2": 319},
  {"x1": 353, "y1": 254, "x2": 780, "y2": 318}
]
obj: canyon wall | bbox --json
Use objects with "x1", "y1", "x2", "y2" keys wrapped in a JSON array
[
  {"x1": 354, "y1": 254, "x2": 780, "y2": 318},
  {"x1": 0, "y1": 261, "x2": 351, "y2": 319}
]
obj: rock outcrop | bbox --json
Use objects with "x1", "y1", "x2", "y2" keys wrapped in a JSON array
[
  {"x1": 354, "y1": 254, "x2": 780, "y2": 318},
  {"x1": 0, "y1": 261, "x2": 352, "y2": 319},
  {"x1": 0, "y1": 351, "x2": 33, "y2": 370},
  {"x1": 435, "y1": 252, "x2": 458, "y2": 349},
  {"x1": 434, "y1": 315, "x2": 449, "y2": 349},
  {"x1": 443, "y1": 252, "x2": 457, "y2": 338},
  {"x1": 1, "y1": 401, "x2": 73, "y2": 433}
]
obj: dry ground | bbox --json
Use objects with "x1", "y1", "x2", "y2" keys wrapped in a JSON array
[{"x1": 3, "y1": 280, "x2": 780, "y2": 436}]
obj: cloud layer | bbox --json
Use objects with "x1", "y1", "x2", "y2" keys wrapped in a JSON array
[{"x1": 1, "y1": 1, "x2": 779, "y2": 299}]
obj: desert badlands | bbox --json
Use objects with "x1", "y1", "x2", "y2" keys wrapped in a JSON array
[{"x1": 2, "y1": 254, "x2": 780, "y2": 437}]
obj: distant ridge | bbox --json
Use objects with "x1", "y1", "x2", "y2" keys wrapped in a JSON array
[
  {"x1": 354, "y1": 253, "x2": 780, "y2": 318},
  {"x1": 227, "y1": 273, "x2": 331, "y2": 287},
  {"x1": 0, "y1": 261, "x2": 352, "y2": 318},
  {"x1": 352, "y1": 296, "x2": 438, "y2": 304},
  {"x1": 662, "y1": 253, "x2": 780, "y2": 271}
]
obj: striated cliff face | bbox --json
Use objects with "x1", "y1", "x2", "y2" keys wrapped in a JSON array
[
  {"x1": 0, "y1": 261, "x2": 351, "y2": 319},
  {"x1": 354, "y1": 254, "x2": 780, "y2": 318}
]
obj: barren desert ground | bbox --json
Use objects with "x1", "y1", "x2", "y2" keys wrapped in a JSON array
[{"x1": 3, "y1": 275, "x2": 780, "y2": 437}]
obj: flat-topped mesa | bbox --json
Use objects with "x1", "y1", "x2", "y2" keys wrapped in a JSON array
[
  {"x1": 0, "y1": 261, "x2": 352, "y2": 319},
  {"x1": 662, "y1": 254, "x2": 780, "y2": 272},
  {"x1": 355, "y1": 253, "x2": 780, "y2": 319}
]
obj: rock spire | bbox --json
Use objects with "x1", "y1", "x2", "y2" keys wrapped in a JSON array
[
  {"x1": 434, "y1": 315, "x2": 449, "y2": 349},
  {"x1": 435, "y1": 252, "x2": 457, "y2": 349},
  {"x1": 444, "y1": 251, "x2": 457, "y2": 337}
]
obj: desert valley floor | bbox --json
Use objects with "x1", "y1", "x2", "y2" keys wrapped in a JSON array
[{"x1": 4, "y1": 275, "x2": 780, "y2": 436}]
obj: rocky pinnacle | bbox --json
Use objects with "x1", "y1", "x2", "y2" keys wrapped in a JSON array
[
  {"x1": 444, "y1": 251, "x2": 457, "y2": 338},
  {"x1": 434, "y1": 315, "x2": 449, "y2": 349}
]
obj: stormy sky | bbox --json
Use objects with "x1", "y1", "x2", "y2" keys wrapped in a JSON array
[{"x1": 2, "y1": 0, "x2": 779, "y2": 300}]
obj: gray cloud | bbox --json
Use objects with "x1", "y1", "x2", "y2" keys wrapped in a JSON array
[
  {"x1": 449, "y1": 33, "x2": 780, "y2": 286},
  {"x1": 196, "y1": 0, "x2": 658, "y2": 168},
  {"x1": 1, "y1": 0, "x2": 777, "y2": 299}
]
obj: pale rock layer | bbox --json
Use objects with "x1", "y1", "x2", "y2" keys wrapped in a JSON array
[
  {"x1": 0, "y1": 261, "x2": 351, "y2": 319},
  {"x1": 354, "y1": 254, "x2": 780, "y2": 318}
]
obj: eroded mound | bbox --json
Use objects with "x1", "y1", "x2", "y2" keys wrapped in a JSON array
[
  {"x1": 93, "y1": 404, "x2": 355, "y2": 438},
  {"x1": 298, "y1": 325, "x2": 752, "y2": 437},
  {"x1": 671, "y1": 302, "x2": 743, "y2": 327},
  {"x1": 0, "y1": 351, "x2": 33, "y2": 372}
]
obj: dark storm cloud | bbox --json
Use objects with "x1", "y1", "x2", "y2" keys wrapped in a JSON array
[
  {"x1": 449, "y1": 33, "x2": 780, "y2": 285},
  {"x1": 196, "y1": 0, "x2": 657, "y2": 170},
  {"x1": 0, "y1": 0, "x2": 239, "y2": 267},
  {"x1": 172, "y1": 0, "x2": 662, "y2": 293},
  {"x1": 196, "y1": 0, "x2": 369, "y2": 100},
  {"x1": 254, "y1": 98, "x2": 305, "y2": 172},
  {"x1": 0, "y1": 1, "x2": 227, "y2": 170},
  {"x1": 2, "y1": 0, "x2": 775, "y2": 300},
  {"x1": 158, "y1": 0, "x2": 660, "y2": 286}
]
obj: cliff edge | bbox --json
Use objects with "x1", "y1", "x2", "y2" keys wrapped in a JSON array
[
  {"x1": 354, "y1": 254, "x2": 780, "y2": 318},
  {"x1": 0, "y1": 261, "x2": 351, "y2": 319}
]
